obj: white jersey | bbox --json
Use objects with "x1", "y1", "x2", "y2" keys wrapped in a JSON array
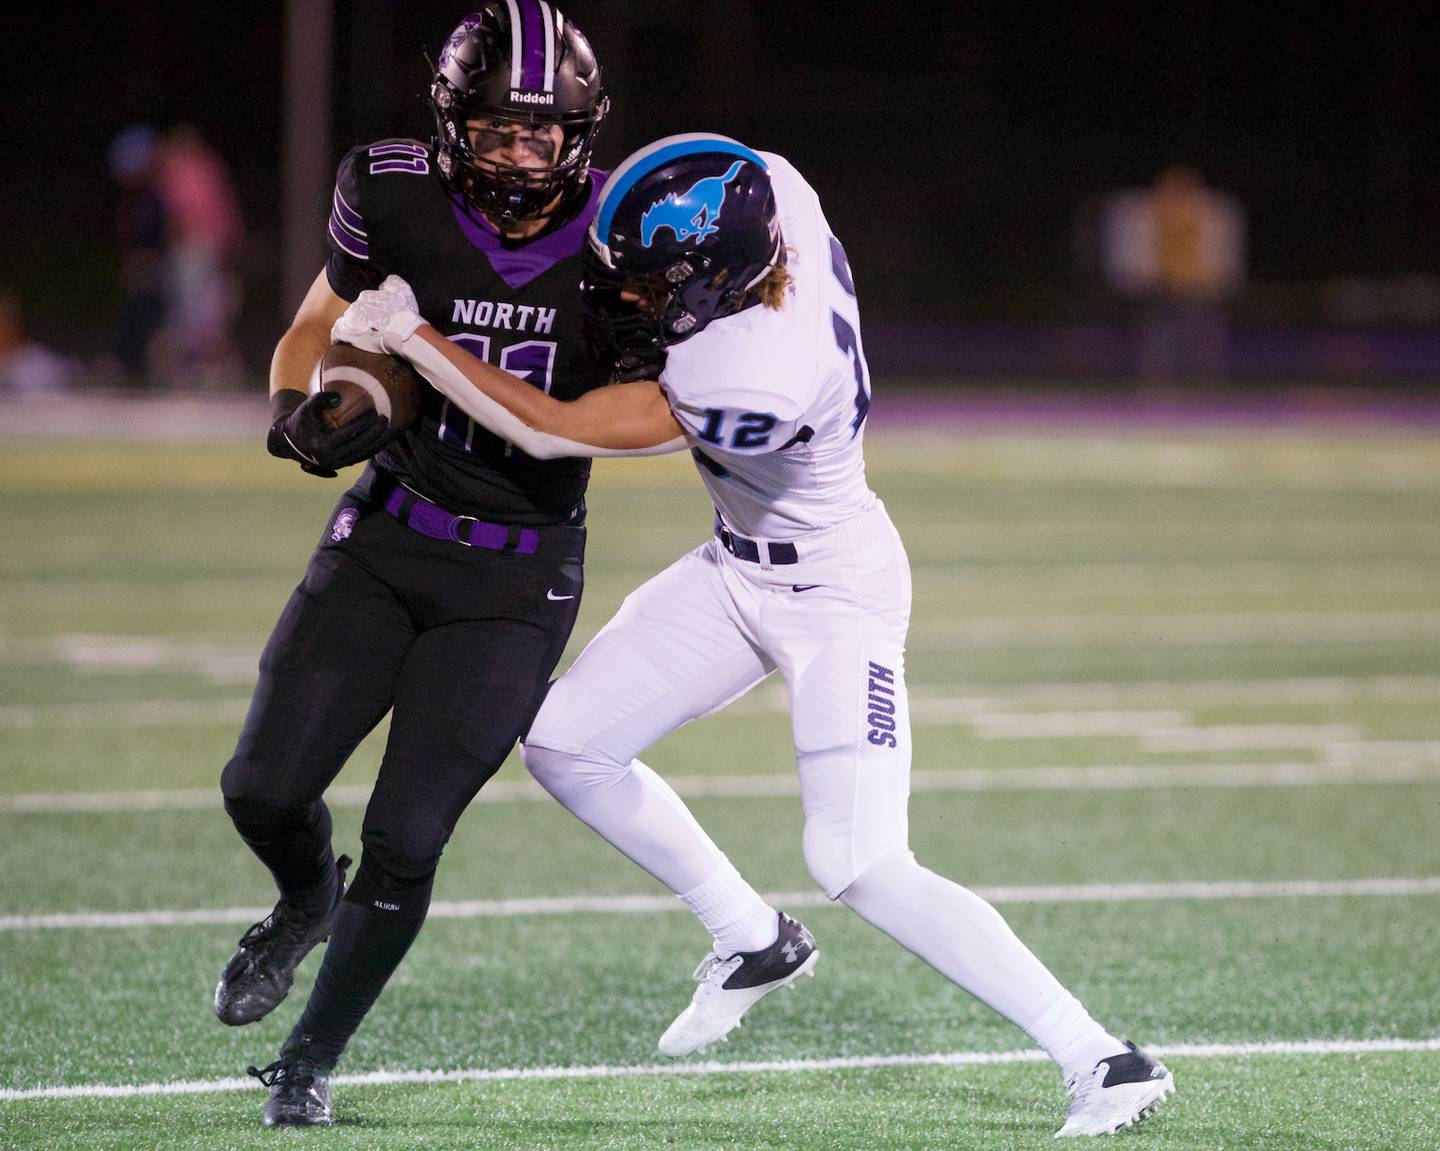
[{"x1": 658, "y1": 153, "x2": 876, "y2": 541}]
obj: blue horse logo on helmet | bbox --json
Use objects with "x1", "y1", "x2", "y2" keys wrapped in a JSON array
[{"x1": 640, "y1": 160, "x2": 746, "y2": 248}]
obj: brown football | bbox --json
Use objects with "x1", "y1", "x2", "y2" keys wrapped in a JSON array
[{"x1": 314, "y1": 343, "x2": 424, "y2": 432}]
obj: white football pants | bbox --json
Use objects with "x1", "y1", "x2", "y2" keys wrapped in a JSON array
[
  {"x1": 526, "y1": 500, "x2": 913, "y2": 898},
  {"x1": 524, "y1": 502, "x2": 1112, "y2": 1061}
]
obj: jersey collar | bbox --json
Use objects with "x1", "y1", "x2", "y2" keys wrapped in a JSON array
[{"x1": 449, "y1": 170, "x2": 608, "y2": 291}]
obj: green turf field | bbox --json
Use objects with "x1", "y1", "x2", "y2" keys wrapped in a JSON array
[{"x1": 2, "y1": 421, "x2": 1439, "y2": 1149}]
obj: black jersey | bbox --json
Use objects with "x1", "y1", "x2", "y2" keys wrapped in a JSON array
[{"x1": 325, "y1": 138, "x2": 610, "y2": 525}]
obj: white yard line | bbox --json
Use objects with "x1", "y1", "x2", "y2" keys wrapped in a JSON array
[
  {"x1": 964, "y1": 709, "x2": 1190, "y2": 738},
  {"x1": 3, "y1": 1036, "x2": 1438, "y2": 1102},
  {"x1": 3, "y1": 670, "x2": 1438, "y2": 731},
  {"x1": 1326, "y1": 741, "x2": 1440, "y2": 765},
  {"x1": 0, "y1": 699, "x2": 254, "y2": 729},
  {"x1": 948, "y1": 675, "x2": 1440, "y2": 708},
  {"x1": 5, "y1": 758, "x2": 1439, "y2": 816},
  {"x1": 0, "y1": 634, "x2": 259, "y2": 685},
  {"x1": 4, "y1": 876, "x2": 1438, "y2": 934},
  {"x1": 1139, "y1": 724, "x2": 1365, "y2": 752},
  {"x1": 906, "y1": 761, "x2": 1440, "y2": 791},
  {"x1": 5, "y1": 613, "x2": 1440, "y2": 694},
  {"x1": 923, "y1": 610, "x2": 1440, "y2": 648}
]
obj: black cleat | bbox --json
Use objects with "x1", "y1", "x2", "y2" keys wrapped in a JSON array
[
  {"x1": 248, "y1": 1050, "x2": 335, "y2": 1127},
  {"x1": 214, "y1": 854, "x2": 351, "y2": 1026}
]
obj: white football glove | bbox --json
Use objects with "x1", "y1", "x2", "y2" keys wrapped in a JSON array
[{"x1": 332, "y1": 274, "x2": 423, "y2": 356}]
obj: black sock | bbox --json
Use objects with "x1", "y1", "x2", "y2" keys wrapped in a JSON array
[{"x1": 284, "y1": 855, "x2": 434, "y2": 1066}]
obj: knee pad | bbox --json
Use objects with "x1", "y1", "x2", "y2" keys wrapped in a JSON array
[
  {"x1": 358, "y1": 804, "x2": 451, "y2": 885},
  {"x1": 344, "y1": 849, "x2": 435, "y2": 922},
  {"x1": 805, "y1": 823, "x2": 915, "y2": 902},
  {"x1": 521, "y1": 740, "x2": 629, "y2": 792},
  {"x1": 221, "y1": 749, "x2": 323, "y2": 819},
  {"x1": 802, "y1": 820, "x2": 861, "y2": 901},
  {"x1": 219, "y1": 754, "x2": 264, "y2": 810},
  {"x1": 221, "y1": 786, "x2": 328, "y2": 841},
  {"x1": 839, "y1": 848, "x2": 920, "y2": 904},
  {"x1": 521, "y1": 703, "x2": 586, "y2": 758}
]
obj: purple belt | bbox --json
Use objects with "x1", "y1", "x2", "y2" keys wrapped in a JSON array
[{"x1": 383, "y1": 486, "x2": 540, "y2": 554}]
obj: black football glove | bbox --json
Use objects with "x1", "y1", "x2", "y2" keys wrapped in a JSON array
[
  {"x1": 613, "y1": 349, "x2": 667, "y2": 384},
  {"x1": 265, "y1": 389, "x2": 393, "y2": 478}
]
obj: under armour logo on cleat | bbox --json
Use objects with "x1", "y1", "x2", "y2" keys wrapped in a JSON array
[
  {"x1": 782, "y1": 941, "x2": 801, "y2": 963},
  {"x1": 546, "y1": 589, "x2": 576, "y2": 601}
]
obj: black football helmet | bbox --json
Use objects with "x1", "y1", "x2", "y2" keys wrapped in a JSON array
[
  {"x1": 430, "y1": 2, "x2": 607, "y2": 225},
  {"x1": 583, "y1": 133, "x2": 783, "y2": 353}
]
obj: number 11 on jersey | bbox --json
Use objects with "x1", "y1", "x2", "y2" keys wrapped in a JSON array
[{"x1": 828, "y1": 236, "x2": 870, "y2": 436}]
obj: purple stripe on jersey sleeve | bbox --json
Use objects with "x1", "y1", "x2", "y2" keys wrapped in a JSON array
[
  {"x1": 331, "y1": 193, "x2": 365, "y2": 240},
  {"x1": 333, "y1": 187, "x2": 365, "y2": 235},
  {"x1": 518, "y1": 0, "x2": 547, "y2": 90},
  {"x1": 448, "y1": 169, "x2": 607, "y2": 290},
  {"x1": 329, "y1": 214, "x2": 369, "y2": 260}
]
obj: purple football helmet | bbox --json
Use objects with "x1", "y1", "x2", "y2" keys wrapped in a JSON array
[{"x1": 430, "y1": 2, "x2": 607, "y2": 224}]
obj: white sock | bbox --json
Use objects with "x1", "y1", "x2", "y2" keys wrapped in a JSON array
[
  {"x1": 681, "y1": 862, "x2": 779, "y2": 958},
  {"x1": 1023, "y1": 990, "x2": 1126, "y2": 1082},
  {"x1": 840, "y1": 851, "x2": 1121, "y2": 1076}
]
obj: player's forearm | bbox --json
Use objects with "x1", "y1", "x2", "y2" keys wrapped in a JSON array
[
  {"x1": 273, "y1": 269, "x2": 351, "y2": 398},
  {"x1": 404, "y1": 325, "x2": 685, "y2": 459},
  {"x1": 415, "y1": 325, "x2": 563, "y2": 428},
  {"x1": 269, "y1": 323, "x2": 327, "y2": 399}
]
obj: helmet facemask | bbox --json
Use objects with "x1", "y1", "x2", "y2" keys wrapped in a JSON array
[
  {"x1": 583, "y1": 233, "x2": 781, "y2": 356},
  {"x1": 432, "y1": 81, "x2": 607, "y2": 226}
]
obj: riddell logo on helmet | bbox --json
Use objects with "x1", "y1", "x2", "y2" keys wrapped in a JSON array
[{"x1": 509, "y1": 90, "x2": 555, "y2": 105}]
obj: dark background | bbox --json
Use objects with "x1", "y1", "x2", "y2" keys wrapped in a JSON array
[{"x1": 3, "y1": 2, "x2": 1437, "y2": 378}]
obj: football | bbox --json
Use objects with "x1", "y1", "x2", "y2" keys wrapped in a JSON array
[{"x1": 314, "y1": 343, "x2": 425, "y2": 433}]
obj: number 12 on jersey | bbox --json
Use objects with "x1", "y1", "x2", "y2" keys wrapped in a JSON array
[{"x1": 697, "y1": 408, "x2": 778, "y2": 450}]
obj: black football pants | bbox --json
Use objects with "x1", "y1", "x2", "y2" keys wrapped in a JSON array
[{"x1": 220, "y1": 475, "x2": 584, "y2": 1059}]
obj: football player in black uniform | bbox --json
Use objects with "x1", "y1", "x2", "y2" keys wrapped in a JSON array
[{"x1": 215, "y1": 3, "x2": 610, "y2": 1126}]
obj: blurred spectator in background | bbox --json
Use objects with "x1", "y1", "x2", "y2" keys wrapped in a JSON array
[
  {"x1": 157, "y1": 124, "x2": 245, "y2": 388},
  {"x1": 0, "y1": 293, "x2": 75, "y2": 396},
  {"x1": 1102, "y1": 166, "x2": 1245, "y2": 385},
  {"x1": 108, "y1": 124, "x2": 169, "y2": 388}
]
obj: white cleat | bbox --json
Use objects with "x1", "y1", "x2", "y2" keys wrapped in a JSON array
[
  {"x1": 658, "y1": 912, "x2": 818, "y2": 1058},
  {"x1": 1055, "y1": 1042, "x2": 1174, "y2": 1137}
]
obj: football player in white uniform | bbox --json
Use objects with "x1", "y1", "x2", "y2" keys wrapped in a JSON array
[{"x1": 333, "y1": 134, "x2": 1174, "y2": 1138}]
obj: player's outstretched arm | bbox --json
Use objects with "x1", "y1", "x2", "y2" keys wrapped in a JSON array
[
  {"x1": 332, "y1": 275, "x2": 685, "y2": 460},
  {"x1": 410, "y1": 324, "x2": 686, "y2": 459}
]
